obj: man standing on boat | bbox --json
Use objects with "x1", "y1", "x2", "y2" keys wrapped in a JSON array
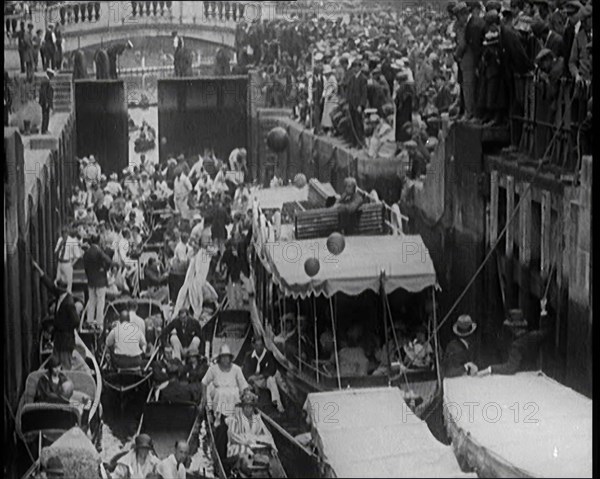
[
  {"x1": 32, "y1": 259, "x2": 80, "y2": 370},
  {"x1": 112, "y1": 434, "x2": 160, "y2": 479},
  {"x1": 477, "y1": 308, "x2": 549, "y2": 376},
  {"x1": 54, "y1": 225, "x2": 83, "y2": 294},
  {"x1": 242, "y1": 336, "x2": 285, "y2": 413},
  {"x1": 441, "y1": 315, "x2": 479, "y2": 377},
  {"x1": 83, "y1": 234, "x2": 115, "y2": 328}
]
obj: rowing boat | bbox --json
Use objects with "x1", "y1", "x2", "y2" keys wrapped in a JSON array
[
  {"x1": 205, "y1": 407, "x2": 287, "y2": 479},
  {"x1": 15, "y1": 340, "x2": 103, "y2": 466},
  {"x1": 100, "y1": 297, "x2": 167, "y2": 396}
]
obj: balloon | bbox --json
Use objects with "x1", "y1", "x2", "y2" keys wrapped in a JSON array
[
  {"x1": 266, "y1": 126, "x2": 289, "y2": 153},
  {"x1": 304, "y1": 257, "x2": 320, "y2": 277},
  {"x1": 160, "y1": 136, "x2": 167, "y2": 146},
  {"x1": 293, "y1": 173, "x2": 307, "y2": 188},
  {"x1": 326, "y1": 232, "x2": 346, "y2": 256}
]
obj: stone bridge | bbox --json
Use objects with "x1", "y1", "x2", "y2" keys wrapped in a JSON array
[{"x1": 5, "y1": 1, "x2": 280, "y2": 70}]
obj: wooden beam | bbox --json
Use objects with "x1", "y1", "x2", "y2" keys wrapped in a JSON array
[
  {"x1": 519, "y1": 182, "x2": 532, "y2": 266},
  {"x1": 506, "y1": 176, "x2": 515, "y2": 259},
  {"x1": 541, "y1": 191, "x2": 552, "y2": 279},
  {"x1": 490, "y1": 171, "x2": 499, "y2": 247}
]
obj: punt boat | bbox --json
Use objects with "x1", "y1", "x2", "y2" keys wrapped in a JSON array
[
  {"x1": 15, "y1": 339, "x2": 103, "y2": 464},
  {"x1": 443, "y1": 371, "x2": 593, "y2": 478},
  {"x1": 99, "y1": 297, "x2": 167, "y2": 397},
  {"x1": 204, "y1": 305, "x2": 288, "y2": 478}
]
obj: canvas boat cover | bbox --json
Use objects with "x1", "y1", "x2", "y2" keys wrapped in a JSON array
[
  {"x1": 443, "y1": 371, "x2": 592, "y2": 478},
  {"x1": 264, "y1": 235, "x2": 437, "y2": 298},
  {"x1": 304, "y1": 387, "x2": 472, "y2": 478},
  {"x1": 251, "y1": 185, "x2": 309, "y2": 210}
]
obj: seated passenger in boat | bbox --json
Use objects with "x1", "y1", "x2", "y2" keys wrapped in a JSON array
[
  {"x1": 107, "y1": 264, "x2": 130, "y2": 299},
  {"x1": 35, "y1": 356, "x2": 69, "y2": 404},
  {"x1": 156, "y1": 439, "x2": 189, "y2": 479},
  {"x1": 143, "y1": 256, "x2": 169, "y2": 303},
  {"x1": 161, "y1": 309, "x2": 204, "y2": 361},
  {"x1": 477, "y1": 309, "x2": 549, "y2": 377},
  {"x1": 403, "y1": 328, "x2": 434, "y2": 369},
  {"x1": 337, "y1": 330, "x2": 370, "y2": 377},
  {"x1": 160, "y1": 368, "x2": 197, "y2": 403},
  {"x1": 113, "y1": 433, "x2": 160, "y2": 479},
  {"x1": 201, "y1": 345, "x2": 249, "y2": 424},
  {"x1": 183, "y1": 350, "x2": 208, "y2": 402},
  {"x1": 226, "y1": 389, "x2": 277, "y2": 459},
  {"x1": 152, "y1": 346, "x2": 184, "y2": 385},
  {"x1": 333, "y1": 177, "x2": 363, "y2": 235},
  {"x1": 106, "y1": 310, "x2": 148, "y2": 369},
  {"x1": 242, "y1": 336, "x2": 285, "y2": 413},
  {"x1": 60, "y1": 379, "x2": 93, "y2": 422},
  {"x1": 128, "y1": 300, "x2": 147, "y2": 341}
]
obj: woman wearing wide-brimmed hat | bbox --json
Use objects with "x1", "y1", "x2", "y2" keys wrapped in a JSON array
[
  {"x1": 200, "y1": 344, "x2": 249, "y2": 423},
  {"x1": 225, "y1": 389, "x2": 277, "y2": 459},
  {"x1": 441, "y1": 314, "x2": 479, "y2": 378}
]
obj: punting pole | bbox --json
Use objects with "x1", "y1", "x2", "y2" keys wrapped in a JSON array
[
  {"x1": 328, "y1": 297, "x2": 342, "y2": 390},
  {"x1": 380, "y1": 270, "x2": 392, "y2": 385},
  {"x1": 313, "y1": 296, "x2": 319, "y2": 384},
  {"x1": 297, "y1": 300, "x2": 302, "y2": 373},
  {"x1": 431, "y1": 288, "x2": 442, "y2": 389}
]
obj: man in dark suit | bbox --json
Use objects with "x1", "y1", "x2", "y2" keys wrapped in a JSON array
[
  {"x1": 94, "y1": 48, "x2": 110, "y2": 79},
  {"x1": 461, "y1": 2, "x2": 486, "y2": 119},
  {"x1": 161, "y1": 309, "x2": 204, "y2": 361},
  {"x1": 346, "y1": 59, "x2": 368, "y2": 147},
  {"x1": 32, "y1": 259, "x2": 80, "y2": 370},
  {"x1": 24, "y1": 23, "x2": 35, "y2": 82},
  {"x1": 477, "y1": 309, "x2": 549, "y2": 375},
  {"x1": 107, "y1": 40, "x2": 133, "y2": 79},
  {"x1": 83, "y1": 234, "x2": 114, "y2": 328},
  {"x1": 312, "y1": 63, "x2": 325, "y2": 134},
  {"x1": 43, "y1": 24, "x2": 57, "y2": 70},
  {"x1": 561, "y1": 0, "x2": 582, "y2": 76},
  {"x1": 15, "y1": 21, "x2": 26, "y2": 73},
  {"x1": 441, "y1": 315, "x2": 479, "y2": 378},
  {"x1": 531, "y1": 20, "x2": 565, "y2": 58},
  {"x1": 39, "y1": 68, "x2": 54, "y2": 134},
  {"x1": 242, "y1": 336, "x2": 284, "y2": 413}
]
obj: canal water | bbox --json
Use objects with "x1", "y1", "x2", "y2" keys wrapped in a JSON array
[{"x1": 99, "y1": 100, "x2": 214, "y2": 476}]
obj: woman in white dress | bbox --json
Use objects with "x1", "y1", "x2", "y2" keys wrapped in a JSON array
[
  {"x1": 201, "y1": 344, "x2": 249, "y2": 424},
  {"x1": 320, "y1": 64, "x2": 339, "y2": 134}
]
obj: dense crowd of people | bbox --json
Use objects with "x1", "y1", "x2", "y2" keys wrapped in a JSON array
[{"x1": 233, "y1": 0, "x2": 592, "y2": 169}]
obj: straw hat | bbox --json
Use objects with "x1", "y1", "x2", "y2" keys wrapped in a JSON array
[
  {"x1": 134, "y1": 434, "x2": 154, "y2": 450},
  {"x1": 453, "y1": 314, "x2": 477, "y2": 337},
  {"x1": 216, "y1": 344, "x2": 234, "y2": 360}
]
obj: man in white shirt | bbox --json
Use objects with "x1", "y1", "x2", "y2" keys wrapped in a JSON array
[
  {"x1": 138, "y1": 171, "x2": 153, "y2": 201},
  {"x1": 174, "y1": 169, "x2": 193, "y2": 219},
  {"x1": 155, "y1": 174, "x2": 173, "y2": 200},
  {"x1": 188, "y1": 155, "x2": 205, "y2": 184},
  {"x1": 105, "y1": 173, "x2": 122, "y2": 196},
  {"x1": 105, "y1": 310, "x2": 147, "y2": 369},
  {"x1": 128, "y1": 300, "x2": 147, "y2": 341},
  {"x1": 157, "y1": 440, "x2": 189, "y2": 479},
  {"x1": 55, "y1": 226, "x2": 83, "y2": 293},
  {"x1": 82, "y1": 155, "x2": 102, "y2": 190},
  {"x1": 189, "y1": 214, "x2": 205, "y2": 246}
]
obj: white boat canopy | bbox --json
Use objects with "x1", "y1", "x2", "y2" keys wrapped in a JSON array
[
  {"x1": 304, "y1": 387, "x2": 472, "y2": 478},
  {"x1": 264, "y1": 234, "x2": 437, "y2": 298},
  {"x1": 444, "y1": 371, "x2": 592, "y2": 478}
]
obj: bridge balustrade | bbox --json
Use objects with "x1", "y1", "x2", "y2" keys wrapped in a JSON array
[{"x1": 511, "y1": 73, "x2": 592, "y2": 176}]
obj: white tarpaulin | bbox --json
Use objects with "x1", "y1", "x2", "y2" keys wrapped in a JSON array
[
  {"x1": 251, "y1": 184, "x2": 309, "y2": 210},
  {"x1": 173, "y1": 248, "x2": 211, "y2": 318},
  {"x1": 443, "y1": 372, "x2": 592, "y2": 478},
  {"x1": 304, "y1": 387, "x2": 471, "y2": 478}
]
